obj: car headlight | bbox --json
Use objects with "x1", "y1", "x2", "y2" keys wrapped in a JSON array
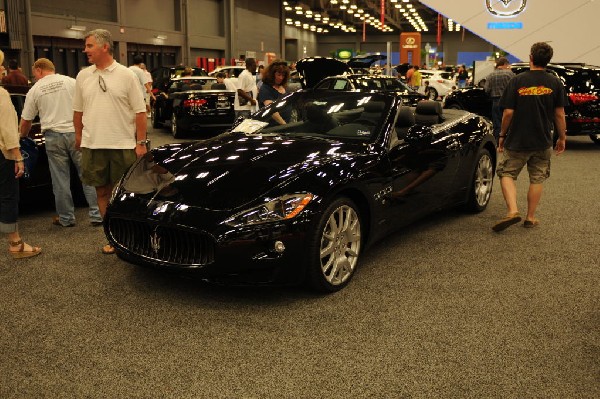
[{"x1": 223, "y1": 193, "x2": 314, "y2": 227}]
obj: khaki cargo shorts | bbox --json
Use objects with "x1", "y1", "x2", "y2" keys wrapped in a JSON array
[
  {"x1": 81, "y1": 148, "x2": 137, "y2": 187},
  {"x1": 497, "y1": 148, "x2": 552, "y2": 184}
]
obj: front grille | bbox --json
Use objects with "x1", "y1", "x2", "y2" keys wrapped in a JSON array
[{"x1": 108, "y1": 218, "x2": 215, "y2": 266}]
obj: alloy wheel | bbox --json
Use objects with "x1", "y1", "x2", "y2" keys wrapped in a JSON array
[
  {"x1": 474, "y1": 152, "x2": 494, "y2": 207},
  {"x1": 319, "y1": 204, "x2": 361, "y2": 286}
]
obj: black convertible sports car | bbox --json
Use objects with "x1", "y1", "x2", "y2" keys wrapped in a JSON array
[
  {"x1": 105, "y1": 91, "x2": 496, "y2": 292},
  {"x1": 151, "y1": 76, "x2": 236, "y2": 138},
  {"x1": 443, "y1": 62, "x2": 600, "y2": 145}
]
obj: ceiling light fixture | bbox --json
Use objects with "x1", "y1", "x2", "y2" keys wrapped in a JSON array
[
  {"x1": 155, "y1": 35, "x2": 167, "y2": 40},
  {"x1": 69, "y1": 25, "x2": 87, "y2": 31}
]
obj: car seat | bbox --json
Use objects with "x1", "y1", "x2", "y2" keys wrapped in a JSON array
[
  {"x1": 355, "y1": 101, "x2": 385, "y2": 126},
  {"x1": 303, "y1": 104, "x2": 339, "y2": 133},
  {"x1": 414, "y1": 100, "x2": 443, "y2": 125},
  {"x1": 395, "y1": 106, "x2": 416, "y2": 139}
]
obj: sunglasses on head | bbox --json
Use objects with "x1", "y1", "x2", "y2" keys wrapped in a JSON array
[{"x1": 272, "y1": 61, "x2": 288, "y2": 67}]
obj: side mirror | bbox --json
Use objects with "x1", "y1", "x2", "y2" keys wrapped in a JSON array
[{"x1": 405, "y1": 125, "x2": 434, "y2": 146}]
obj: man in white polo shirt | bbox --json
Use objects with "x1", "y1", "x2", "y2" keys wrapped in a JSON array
[
  {"x1": 73, "y1": 28, "x2": 147, "y2": 254},
  {"x1": 235, "y1": 58, "x2": 258, "y2": 119},
  {"x1": 20, "y1": 58, "x2": 102, "y2": 228}
]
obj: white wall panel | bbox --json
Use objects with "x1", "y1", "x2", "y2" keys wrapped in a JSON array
[{"x1": 420, "y1": 0, "x2": 599, "y2": 65}]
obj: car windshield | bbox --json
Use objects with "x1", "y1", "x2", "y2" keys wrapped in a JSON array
[{"x1": 232, "y1": 91, "x2": 393, "y2": 142}]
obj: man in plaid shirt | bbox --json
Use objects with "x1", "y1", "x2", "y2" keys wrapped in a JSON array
[{"x1": 484, "y1": 57, "x2": 515, "y2": 141}]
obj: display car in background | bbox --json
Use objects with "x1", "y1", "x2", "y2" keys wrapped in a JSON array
[
  {"x1": 296, "y1": 57, "x2": 428, "y2": 106},
  {"x1": 151, "y1": 76, "x2": 236, "y2": 138},
  {"x1": 6, "y1": 84, "x2": 84, "y2": 204},
  {"x1": 345, "y1": 54, "x2": 387, "y2": 74},
  {"x1": 442, "y1": 63, "x2": 600, "y2": 145},
  {"x1": 150, "y1": 66, "x2": 208, "y2": 93},
  {"x1": 104, "y1": 89, "x2": 497, "y2": 292},
  {"x1": 208, "y1": 66, "x2": 247, "y2": 84},
  {"x1": 7, "y1": 85, "x2": 50, "y2": 195},
  {"x1": 419, "y1": 70, "x2": 456, "y2": 100},
  {"x1": 313, "y1": 74, "x2": 428, "y2": 107}
]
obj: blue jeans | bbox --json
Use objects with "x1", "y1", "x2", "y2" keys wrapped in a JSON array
[
  {"x1": 45, "y1": 131, "x2": 102, "y2": 225},
  {"x1": 0, "y1": 152, "x2": 18, "y2": 233},
  {"x1": 491, "y1": 98, "x2": 503, "y2": 141}
]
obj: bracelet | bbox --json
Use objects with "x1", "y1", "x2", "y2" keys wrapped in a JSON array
[
  {"x1": 499, "y1": 135, "x2": 506, "y2": 138},
  {"x1": 15, "y1": 159, "x2": 24, "y2": 162}
]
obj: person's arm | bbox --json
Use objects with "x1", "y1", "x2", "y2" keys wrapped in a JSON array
[
  {"x1": 237, "y1": 88, "x2": 256, "y2": 105},
  {"x1": 263, "y1": 100, "x2": 286, "y2": 125},
  {"x1": 554, "y1": 107, "x2": 567, "y2": 155},
  {"x1": 261, "y1": 89, "x2": 286, "y2": 125},
  {"x1": 135, "y1": 112, "x2": 148, "y2": 158},
  {"x1": 145, "y1": 82, "x2": 155, "y2": 100},
  {"x1": 497, "y1": 108, "x2": 514, "y2": 152},
  {"x1": 19, "y1": 119, "x2": 32, "y2": 138},
  {"x1": 483, "y1": 75, "x2": 491, "y2": 94},
  {"x1": 74, "y1": 111, "x2": 83, "y2": 150}
]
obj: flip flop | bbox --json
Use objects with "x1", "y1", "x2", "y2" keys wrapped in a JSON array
[
  {"x1": 523, "y1": 219, "x2": 539, "y2": 228},
  {"x1": 9, "y1": 240, "x2": 42, "y2": 259},
  {"x1": 492, "y1": 213, "x2": 522, "y2": 232},
  {"x1": 102, "y1": 244, "x2": 116, "y2": 255}
]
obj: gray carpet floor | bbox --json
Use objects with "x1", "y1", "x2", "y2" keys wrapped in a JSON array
[{"x1": 0, "y1": 134, "x2": 598, "y2": 398}]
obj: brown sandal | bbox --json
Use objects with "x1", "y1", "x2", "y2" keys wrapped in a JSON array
[
  {"x1": 523, "y1": 219, "x2": 540, "y2": 228},
  {"x1": 492, "y1": 212, "x2": 522, "y2": 232},
  {"x1": 9, "y1": 240, "x2": 42, "y2": 259}
]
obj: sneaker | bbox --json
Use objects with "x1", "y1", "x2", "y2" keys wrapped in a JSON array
[{"x1": 52, "y1": 216, "x2": 75, "y2": 227}]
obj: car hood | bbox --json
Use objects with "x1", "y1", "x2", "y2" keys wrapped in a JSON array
[
  {"x1": 138, "y1": 133, "x2": 361, "y2": 210},
  {"x1": 346, "y1": 54, "x2": 387, "y2": 68},
  {"x1": 295, "y1": 57, "x2": 351, "y2": 89}
]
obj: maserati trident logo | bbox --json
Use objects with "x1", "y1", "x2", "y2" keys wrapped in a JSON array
[
  {"x1": 486, "y1": 0, "x2": 527, "y2": 17},
  {"x1": 150, "y1": 229, "x2": 161, "y2": 254}
]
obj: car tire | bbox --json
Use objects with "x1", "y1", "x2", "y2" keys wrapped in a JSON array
[
  {"x1": 589, "y1": 134, "x2": 600, "y2": 145},
  {"x1": 464, "y1": 148, "x2": 494, "y2": 212},
  {"x1": 151, "y1": 107, "x2": 162, "y2": 128},
  {"x1": 428, "y1": 87, "x2": 438, "y2": 100},
  {"x1": 171, "y1": 113, "x2": 182, "y2": 138},
  {"x1": 306, "y1": 197, "x2": 362, "y2": 293}
]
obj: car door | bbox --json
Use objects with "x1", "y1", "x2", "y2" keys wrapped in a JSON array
[{"x1": 386, "y1": 126, "x2": 462, "y2": 224}]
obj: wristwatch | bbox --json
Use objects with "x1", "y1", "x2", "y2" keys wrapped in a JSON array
[{"x1": 137, "y1": 139, "x2": 150, "y2": 145}]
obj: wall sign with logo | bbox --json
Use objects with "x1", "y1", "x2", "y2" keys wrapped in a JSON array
[
  {"x1": 336, "y1": 49, "x2": 353, "y2": 60},
  {"x1": 485, "y1": 0, "x2": 527, "y2": 17},
  {"x1": 486, "y1": 0, "x2": 526, "y2": 30}
]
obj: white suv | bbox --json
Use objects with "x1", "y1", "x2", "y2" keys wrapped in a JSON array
[{"x1": 419, "y1": 70, "x2": 455, "y2": 100}]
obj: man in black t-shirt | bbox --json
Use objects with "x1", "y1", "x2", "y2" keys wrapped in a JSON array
[{"x1": 492, "y1": 42, "x2": 567, "y2": 232}]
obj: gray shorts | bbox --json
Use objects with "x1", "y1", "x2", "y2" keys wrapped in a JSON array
[{"x1": 497, "y1": 148, "x2": 552, "y2": 184}]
